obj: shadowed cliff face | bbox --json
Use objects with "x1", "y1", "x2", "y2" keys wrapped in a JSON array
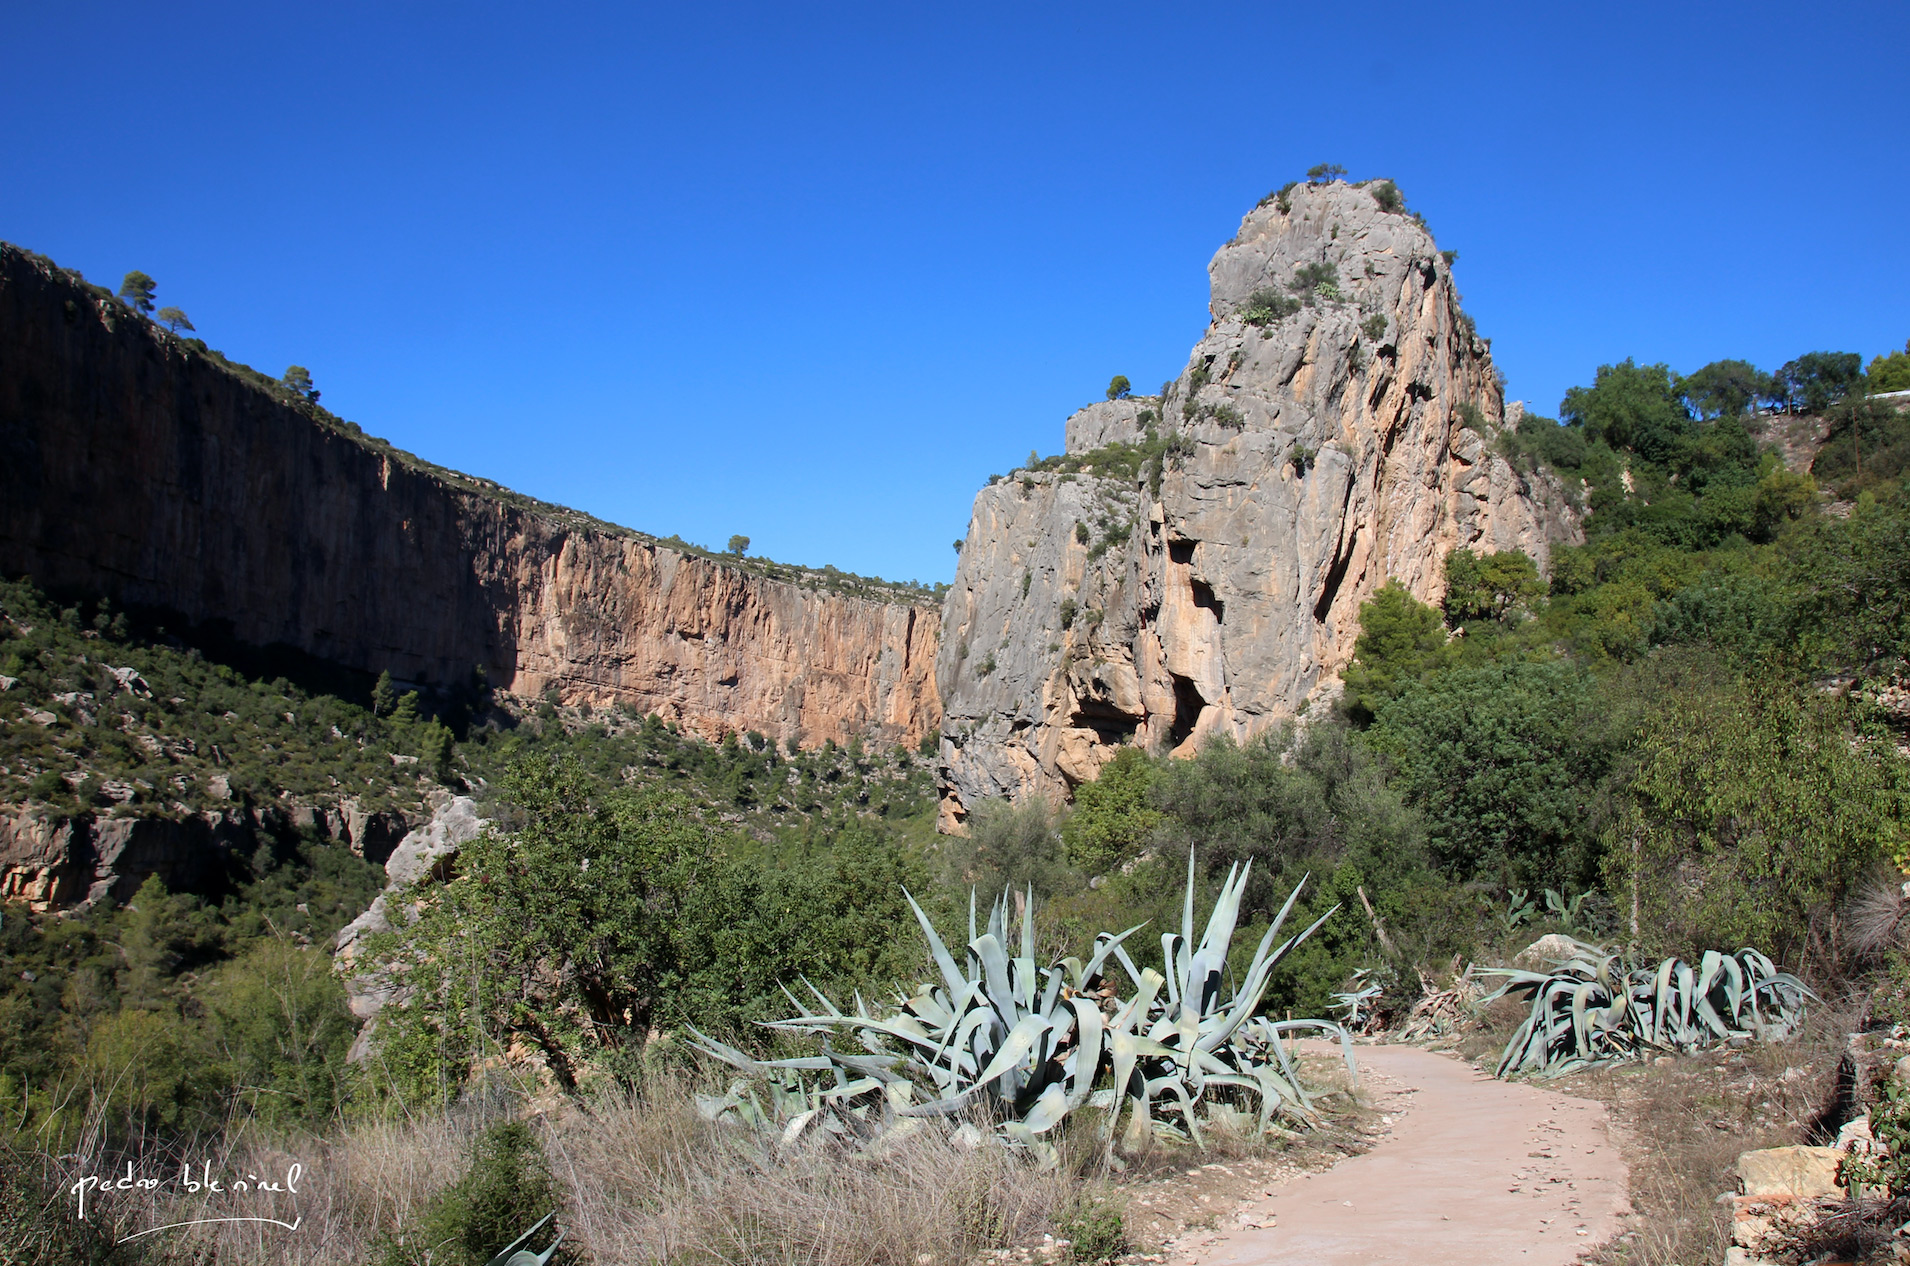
[
  {"x1": 0, "y1": 246, "x2": 940, "y2": 750},
  {"x1": 934, "y1": 182, "x2": 1581, "y2": 828}
]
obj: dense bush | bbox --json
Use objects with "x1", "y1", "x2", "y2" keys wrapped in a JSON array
[{"x1": 369, "y1": 756, "x2": 934, "y2": 1102}]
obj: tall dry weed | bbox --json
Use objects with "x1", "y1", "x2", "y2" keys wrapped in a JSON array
[{"x1": 28, "y1": 1071, "x2": 1088, "y2": 1265}]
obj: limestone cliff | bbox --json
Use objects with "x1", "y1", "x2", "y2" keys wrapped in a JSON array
[
  {"x1": 934, "y1": 181, "x2": 1580, "y2": 826},
  {"x1": 0, "y1": 245, "x2": 940, "y2": 751}
]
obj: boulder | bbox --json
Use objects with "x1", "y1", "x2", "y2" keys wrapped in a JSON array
[
  {"x1": 1737, "y1": 1146, "x2": 1844, "y2": 1201},
  {"x1": 1515, "y1": 934, "x2": 1584, "y2": 967},
  {"x1": 384, "y1": 796, "x2": 484, "y2": 887}
]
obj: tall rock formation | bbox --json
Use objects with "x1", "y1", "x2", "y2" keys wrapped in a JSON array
[
  {"x1": 0, "y1": 245, "x2": 940, "y2": 750},
  {"x1": 934, "y1": 181, "x2": 1579, "y2": 827}
]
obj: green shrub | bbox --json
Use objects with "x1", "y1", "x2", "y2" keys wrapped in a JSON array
[
  {"x1": 1058, "y1": 598, "x2": 1078, "y2": 630},
  {"x1": 1361, "y1": 314, "x2": 1388, "y2": 343},
  {"x1": 1292, "y1": 261, "x2": 1338, "y2": 295},
  {"x1": 1242, "y1": 289, "x2": 1300, "y2": 327},
  {"x1": 1372, "y1": 181, "x2": 1403, "y2": 213},
  {"x1": 373, "y1": 1120, "x2": 563, "y2": 1266},
  {"x1": 1338, "y1": 581, "x2": 1449, "y2": 724},
  {"x1": 1061, "y1": 747, "x2": 1159, "y2": 875},
  {"x1": 1058, "y1": 1193, "x2": 1129, "y2": 1263}
]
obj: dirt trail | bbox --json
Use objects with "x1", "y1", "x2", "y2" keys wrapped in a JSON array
[{"x1": 1166, "y1": 1044, "x2": 1630, "y2": 1266}]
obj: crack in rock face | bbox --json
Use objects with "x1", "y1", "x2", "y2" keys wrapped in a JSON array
[{"x1": 933, "y1": 182, "x2": 1582, "y2": 828}]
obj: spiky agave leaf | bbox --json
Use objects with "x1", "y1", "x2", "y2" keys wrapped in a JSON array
[{"x1": 1483, "y1": 942, "x2": 1817, "y2": 1076}]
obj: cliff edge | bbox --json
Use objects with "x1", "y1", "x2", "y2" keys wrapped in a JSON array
[
  {"x1": 0, "y1": 245, "x2": 940, "y2": 750},
  {"x1": 934, "y1": 180, "x2": 1579, "y2": 826}
]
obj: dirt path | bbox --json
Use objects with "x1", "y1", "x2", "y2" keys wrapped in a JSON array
[{"x1": 1164, "y1": 1044, "x2": 1630, "y2": 1266}]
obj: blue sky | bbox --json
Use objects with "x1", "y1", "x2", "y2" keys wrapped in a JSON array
[{"x1": 5, "y1": 2, "x2": 1905, "y2": 587}]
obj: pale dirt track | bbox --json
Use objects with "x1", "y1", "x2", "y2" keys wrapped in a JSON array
[{"x1": 1167, "y1": 1044, "x2": 1630, "y2": 1266}]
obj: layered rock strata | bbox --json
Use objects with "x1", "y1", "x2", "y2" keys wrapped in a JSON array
[
  {"x1": 934, "y1": 181, "x2": 1579, "y2": 826},
  {"x1": 0, "y1": 244, "x2": 940, "y2": 753}
]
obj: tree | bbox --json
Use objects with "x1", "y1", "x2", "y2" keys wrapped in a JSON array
[
  {"x1": 198, "y1": 938, "x2": 355, "y2": 1128},
  {"x1": 1061, "y1": 747, "x2": 1160, "y2": 875},
  {"x1": 1785, "y1": 492, "x2": 1910, "y2": 678},
  {"x1": 1777, "y1": 351, "x2": 1864, "y2": 415},
  {"x1": 155, "y1": 306, "x2": 194, "y2": 335},
  {"x1": 1370, "y1": 660, "x2": 1608, "y2": 887},
  {"x1": 118, "y1": 271, "x2": 156, "y2": 314},
  {"x1": 1338, "y1": 580, "x2": 1451, "y2": 723},
  {"x1": 371, "y1": 670, "x2": 397, "y2": 717},
  {"x1": 282, "y1": 365, "x2": 319, "y2": 403},
  {"x1": 1306, "y1": 163, "x2": 1347, "y2": 183},
  {"x1": 1867, "y1": 341, "x2": 1910, "y2": 394},
  {"x1": 1558, "y1": 359, "x2": 1694, "y2": 469},
  {"x1": 1106, "y1": 375, "x2": 1132, "y2": 401},
  {"x1": 369, "y1": 757, "x2": 929, "y2": 1096},
  {"x1": 726, "y1": 534, "x2": 750, "y2": 556},
  {"x1": 1680, "y1": 359, "x2": 1770, "y2": 418},
  {"x1": 1371, "y1": 181, "x2": 1403, "y2": 213},
  {"x1": 1442, "y1": 548, "x2": 1544, "y2": 624},
  {"x1": 1609, "y1": 681, "x2": 1910, "y2": 966}
]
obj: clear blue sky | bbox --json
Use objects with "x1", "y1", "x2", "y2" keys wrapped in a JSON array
[{"x1": 5, "y1": 2, "x2": 1905, "y2": 587}]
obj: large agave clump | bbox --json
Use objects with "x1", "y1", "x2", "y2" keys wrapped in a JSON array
[
  {"x1": 1481, "y1": 939, "x2": 1815, "y2": 1078},
  {"x1": 689, "y1": 856, "x2": 1351, "y2": 1162}
]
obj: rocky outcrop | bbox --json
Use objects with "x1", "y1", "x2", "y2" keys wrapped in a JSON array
[
  {"x1": 0, "y1": 244, "x2": 940, "y2": 751},
  {"x1": 935, "y1": 181, "x2": 1580, "y2": 825},
  {"x1": 0, "y1": 799, "x2": 416, "y2": 910},
  {"x1": 335, "y1": 796, "x2": 488, "y2": 1034}
]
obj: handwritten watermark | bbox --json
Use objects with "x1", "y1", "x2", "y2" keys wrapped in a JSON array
[{"x1": 68, "y1": 1160, "x2": 305, "y2": 1240}]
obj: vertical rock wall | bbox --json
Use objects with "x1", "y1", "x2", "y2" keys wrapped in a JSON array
[
  {"x1": 0, "y1": 245, "x2": 940, "y2": 751},
  {"x1": 935, "y1": 182, "x2": 1579, "y2": 826}
]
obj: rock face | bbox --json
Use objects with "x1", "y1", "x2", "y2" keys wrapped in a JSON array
[
  {"x1": 335, "y1": 795, "x2": 489, "y2": 1033},
  {"x1": 0, "y1": 244, "x2": 940, "y2": 751},
  {"x1": 0, "y1": 799, "x2": 415, "y2": 911},
  {"x1": 935, "y1": 182, "x2": 1580, "y2": 825}
]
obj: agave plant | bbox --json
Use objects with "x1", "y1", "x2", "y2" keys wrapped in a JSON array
[
  {"x1": 1480, "y1": 938, "x2": 1816, "y2": 1078},
  {"x1": 689, "y1": 856, "x2": 1351, "y2": 1161},
  {"x1": 1090, "y1": 855, "x2": 1353, "y2": 1151}
]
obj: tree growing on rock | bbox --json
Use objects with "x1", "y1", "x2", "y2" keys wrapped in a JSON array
[
  {"x1": 1778, "y1": 351, "x2": 1864, "y2": 415},
  {"x1": 726, "y1": 535, "x2": 750, "y2": 556},
  {"x1": 282, "y1": 365, "x2": 319, "y2": 403},
  {"x1": 118, "y1": 271, "x2": 156, "y2": 314},
  {"x1": 1106, "y1": 375, "x2": 1131, "y2": 400},
  {"x1": 1306, "y1": 163, "x2": 1347, "y2": 183},
  {"x1": 1442, "y1": 548, "x2": 1545, "y2": 625},
  {"x1": 155, "y1": 306, "x2": 194, "y2": 335}
]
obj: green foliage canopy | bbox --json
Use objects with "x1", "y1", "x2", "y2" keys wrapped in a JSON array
[
  {"x1": 1060, "y1": 746, "x2": 1159, "y2": 875},
  {"x1": 1442, "y1": 548, "x2": 1544, "y2": 625},
  {"x1": 1338, "y1": 581, "x2": 1449, "y2": 723},
  {"x1": 1369, "y1": 659, "x2": 1609, "y2": 888},
  {"x1": 1608, "y1": 682, "x2": 1910, "y2": 966}
]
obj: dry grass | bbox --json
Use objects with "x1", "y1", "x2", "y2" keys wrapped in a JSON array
[
  {"x1": 1565, "y1": 1000, "x2": 1861, "y2": 1266},
  {"x1": 546, "y1": 1075, "x2": 1077, "y2": 1266},
  {"x1": 23, "y1": 1065, "x2": 1366, "y2": 1265}
]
